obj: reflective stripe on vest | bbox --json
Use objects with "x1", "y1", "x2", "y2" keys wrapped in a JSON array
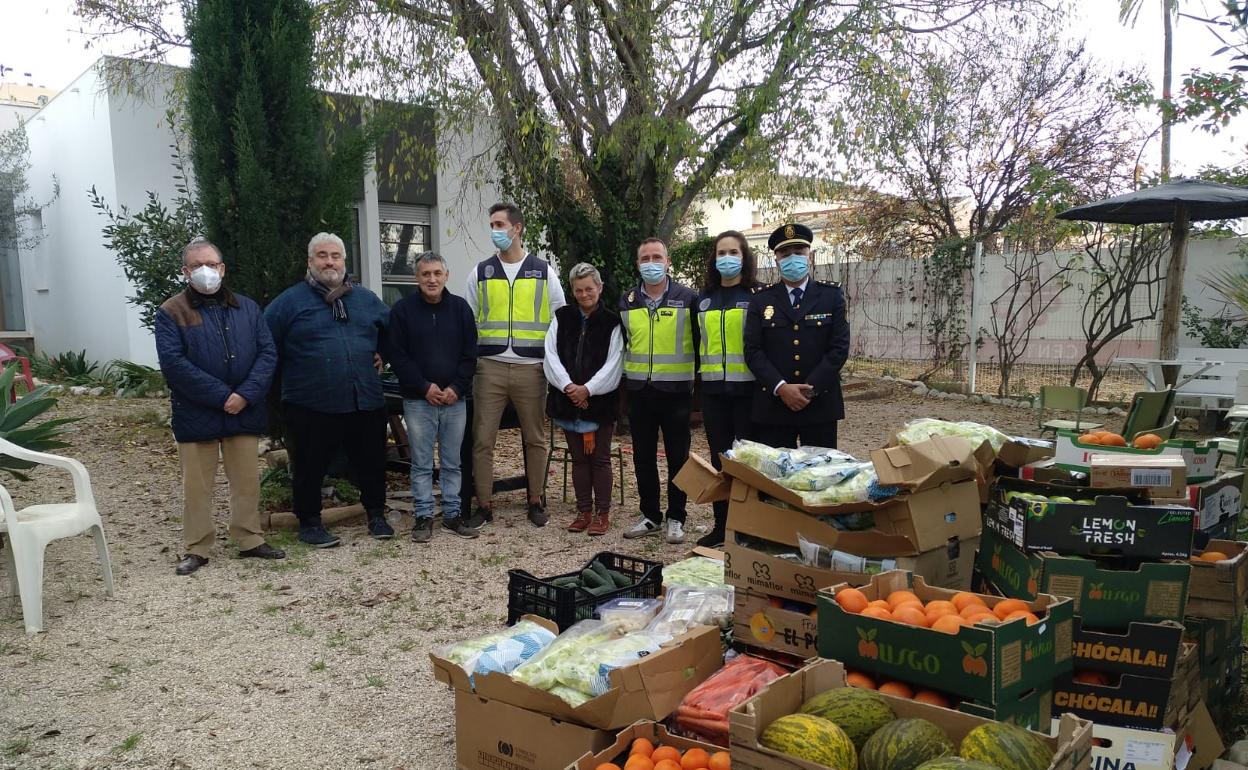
[
  {"x1": 475, "y1": 256, "x2": 550, "y2": 357},
  {"x1": 698, "y1": 307, "x2": 753, "y2": 382},
  {"x1": 623, "y1": 305, "x2": 695, "y2": 381}
]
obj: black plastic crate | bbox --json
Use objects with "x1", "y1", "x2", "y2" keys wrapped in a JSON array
[{"x1": 506, "y1": 551, "x2": 664, "y2": 630}]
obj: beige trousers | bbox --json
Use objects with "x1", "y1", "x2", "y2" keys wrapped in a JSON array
[
  {"x1": 472, "y1": 358, "x2": 549, "y2": 503},
  {"x1": 178, "y1": 435, "x2": 264, "y2": 557}
]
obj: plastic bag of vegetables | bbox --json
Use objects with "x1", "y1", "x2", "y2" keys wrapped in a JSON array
[
  {"x1": 798, "y1": 532, "x2": 898, "y2": 573},
  {"x1": 555, "y1": 630, "x2": 669, "y2": 699},
  {"x1": 780, "y1": 460, "x2": 870, "y2": 492},
  {"x1": 894, "y1": 418, "x2": 1010, "y2": 451},
  {"x1": 663, "y1": 556, "x2": 727, "y2": 589},
  {"x1": 510, "y1": 619, "x2": 621, "y2": 692},
  {"x1": 727, "y1": 439, "x2": 856, "y2": 479},
  {"x1": 438, "y1": 620, "x2": 557, "y2": 684},
  {"x1": 647, "y1": 586, "x2": 734, "y2": 638},
  {"x1": 799, "y1": 466, "x2": 877, "y2": 506}
]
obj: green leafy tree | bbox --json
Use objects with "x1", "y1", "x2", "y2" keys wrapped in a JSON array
[
  {"x1": 0, "y1": 124, "x2": 59, "y2": 251},
  {"x1": 183, "y1": 0, "x2": 371, "y2": 306}
]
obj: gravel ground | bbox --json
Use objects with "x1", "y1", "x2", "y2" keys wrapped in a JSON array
[{"x1": 0, "y1": 386, "x2": 1229, "y2": 768}]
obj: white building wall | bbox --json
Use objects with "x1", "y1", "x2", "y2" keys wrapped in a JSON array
[
  {"x1": 433, "y1": 120, "x2": 502, "y2": 283},
  {"x1": 18, "y1": 64, "x2": 143, "y2": 365}
]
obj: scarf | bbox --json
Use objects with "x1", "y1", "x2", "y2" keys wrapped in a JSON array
[{"x1": 305, "y1": 270, "x2": 353, "y2": 321}]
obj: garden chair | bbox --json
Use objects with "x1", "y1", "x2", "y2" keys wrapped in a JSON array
[
  {"x1": 0, "y1": 345, "x2": 35, "y2": 404},
  {"x1": 1121, "y1": 388, "x2": 1176, "y2": 442},
  {"x1": 0, "y1": 437, "x2": 114, "y2": 633},
  {"x1": 1036, "y1": 385, "x2": 1103, "y2": 437},
  {"x1": 1214, "y1": 405, "x2": 1248, "y2": 468},
  {"x1": 544, "y1": 421, "x2": 626, "y2": 506}
]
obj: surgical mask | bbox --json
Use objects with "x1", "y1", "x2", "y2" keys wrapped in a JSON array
[
  {"x1": 491, "y1": 227, "x2": 513, "y2": 252},
  {"x1": 715, "y1": 256, "x2": 742, "y2": 279},
  {"x1": 189, "y1": 265, "x2": 222, "y2": 294},
  {"x1": 639, "y1": 262, "x2": 667, "y2": 285},
  {"x1": 778, "y1": 254, "x2": 809, "y2": 282}
]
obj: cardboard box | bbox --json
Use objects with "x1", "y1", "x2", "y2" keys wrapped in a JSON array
[
  {"x1": 430, "y1": 621, "x2": 723, "y2": 730},
  {"x1": 1185, "y1": 701, "x2": 1226, "y2": 770},
  {"x1": 817, "y1": 572, "x2": 1074, "y2": 706},
  {"x1": 998, "y1": 437, "x2": 1058, "y2": 469},
  {"x1": 1184, "y1": 472, "x2": 1242, "y2": 532},
  {"x1": 1054, "y1": 432, "x2": 1217, "y2": 483},
  {"x1": 1090, "y1": 454, "x2": 1188, "y2": 498},
  {"x1": 735, "y1": 589, "x2": 820, "y2": 659},
  {"x1": 673, "y1": 452, "x2": 732, "y2": 504},
  {"x1": 1184, "y1": 539, "x2": 1248, "y2": 620},
  {"x1": 976, "y1": 527, "x2": 1192, "y2": 628},
  {"x1": 1054, "y1": 643, "x2": 1197, "y2": 730},
  {"x1": 1020, "y1": 460, "x2": 1087, "y2": 485},
  {"x1": 986, "y1": 476, "x2": 1193, "y2": 561},
  {"x1": 1070, "y1": 617, "x2": 1185, "y2": 679},
  {"x1": 952, "y1": 685, "x2": 1055, "y2": 733},
  {"x1": 870, "y1": 436, "x2": 983, "y2": 490},
  {"x1": 1086, "y1": 721, "x2": 1182, "y2": 770},
  {"x1": 730, "y1": 658, "x2": 1092, "y2": 770},
  {"x1": 455, "y1": 689, "x2": 615, "y2": 770},
  {"x1": 567, "y1": 721, "x2": 724, "y2": 770},
  {"x1": 723, "y1": 529, "x2": 978, "y2": 605}
]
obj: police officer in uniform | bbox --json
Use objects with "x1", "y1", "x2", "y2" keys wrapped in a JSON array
[
  {"x1": 619, "y1": 237, "x2": 700, "y2": 544},
  {"x1": 695, "y1": 230, "x2": 759, "y2": 547},
  {"x1": 744, "y1": 223, "x2": 849, "y2": 448}
]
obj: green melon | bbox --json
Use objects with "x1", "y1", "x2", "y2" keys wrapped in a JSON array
[
  {"x1": 799, "y1": 687, "x2": 897, "y2": 750},
  {"x1": 960, "y1": 722, "x2": 1054, "y2": 770},
  {"x1": 760, "y1": 713, "x2": 857, "y2": 770},
  {"x1": 916, "y1": 759, "x2": 1004, "y2": 770},
  {"x1": 860, "y1": 718, "x2": 955, "y2": 770}
]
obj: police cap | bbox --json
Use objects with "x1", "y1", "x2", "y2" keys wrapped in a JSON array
[{"x1": 768, "y1": 222, "x2": 814, "y2": 252}]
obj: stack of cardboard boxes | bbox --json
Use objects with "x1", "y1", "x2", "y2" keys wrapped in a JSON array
[{"x1": 677, "y1": 436, "x2": 984, "y2": 661}]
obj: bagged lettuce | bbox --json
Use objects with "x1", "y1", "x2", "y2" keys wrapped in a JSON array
[
  {"x1": 894, "y1": 418, "x2": 1010, "y2": 451},
  {"x1": 780, "y1": 460, "x2": 871, "y2": 492},
  {"x1": 799, "y1": 467, "x2": 876, "y2": 506},
  {"x1": 510, "y1": 619, "x2": 620, "y2": 691},
  {"x1": 663, "y1": 556, "x2": 727, "y2": 589},
  {"x1": 439, "y1": 620, "x2": 557, "y2": 684},
  {"x1": 727, "y1": 439, "x2": 856, "y2": 480}
]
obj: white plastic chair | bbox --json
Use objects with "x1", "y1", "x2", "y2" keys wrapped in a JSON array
[{"x1": 0, "y1": 437, "x2": 114, "y2": 633}]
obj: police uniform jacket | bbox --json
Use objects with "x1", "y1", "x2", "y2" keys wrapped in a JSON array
[{"x1": 743, "y1": 279, "x2": 850, "y2": 426}]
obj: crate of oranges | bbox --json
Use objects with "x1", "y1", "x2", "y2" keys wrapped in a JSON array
[
  {"x1": 569, "y1": 720, "x2": 729, "y2": 770},
  {"x1": 1185, "y1": 540, "x2": 1248, "y2": 620},
  {"x1": 815, "y1": 570, "x2": 1074, "y2": 708},
  {"x1": 835, "y1": 668, "x2": 1055, "y2": 732}
]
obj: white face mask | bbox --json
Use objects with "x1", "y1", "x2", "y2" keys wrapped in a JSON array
[{"x1": 189, "y1": 265, "x2": 222, "y2": 294}]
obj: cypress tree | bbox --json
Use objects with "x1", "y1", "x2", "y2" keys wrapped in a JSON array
[{"x1": 184, "y1": 0, "x2": 368, "y2": 306}]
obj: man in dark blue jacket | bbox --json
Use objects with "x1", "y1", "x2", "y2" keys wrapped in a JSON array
[
  {"x1": 155, "y1": 239, "x2": 285, "y2": 575},
  {"x1": 264, "y1": 232, "x2": 392, "y2": 548},
  {"x1": 388, "y1": 252, "x2": 478, "y2": 543}
]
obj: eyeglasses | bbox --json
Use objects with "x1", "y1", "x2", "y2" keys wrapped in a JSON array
[{"x1": 188, "y1": 262, "x2": 223, "y2": 269}]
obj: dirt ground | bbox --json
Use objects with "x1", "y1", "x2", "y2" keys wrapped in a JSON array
[{"x1": 0, "y1": 384, "x2": 1236, "y2": 769}]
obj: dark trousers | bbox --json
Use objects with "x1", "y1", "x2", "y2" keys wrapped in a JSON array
[
  {"x1": 564, "y1": 421, "x2": 615, "y2": 514},
  {"x1": 284, "y1": 403, "x2": 388, "y2": 528},
  {"x1": 628, "y1": 388, "x2": 692, "y2": 524},
  {"x1": 701, "y1": 393, "x2": 754, "y2": 532},
  {"x1": 755, "y1": 421, "x2": 838, "y2": 451}
]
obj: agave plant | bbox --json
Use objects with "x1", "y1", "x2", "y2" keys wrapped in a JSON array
[
  {"x1": 101, "y1": 360, "x2": 166, "y2": 397},
  {"x1": 0, "y1": 363, "x2": 81, "y2": 480},
  {"x1": 1204, "y1": 264, "x2": 1248, "y2": 320}
]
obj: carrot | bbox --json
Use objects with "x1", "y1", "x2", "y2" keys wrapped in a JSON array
[
  {"x1": 676, "y1": 705, "x2": 724, "y2": 722},
  {"x1": 676, "y1": 716, "x2": 729, "y2": 737}
]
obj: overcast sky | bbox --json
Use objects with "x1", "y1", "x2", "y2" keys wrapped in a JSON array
[{"x1": 1, "y1": 0, "x2": 1244, "y2": 177}]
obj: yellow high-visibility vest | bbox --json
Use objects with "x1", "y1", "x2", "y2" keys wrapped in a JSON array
[
  {"x1": 475, "y1": 253, "x2": 550, "y2": 358},
  {"x1": 622, "y1": 303, "x2": 695, "y2": 382},
  {"x1": 698, "y1": 306, "x2": 752, "y2": 382}
]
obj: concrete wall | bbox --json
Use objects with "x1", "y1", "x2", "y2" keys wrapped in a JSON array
[{"x1": 432, "y1": 118, "x2": 503, "y2": 286}]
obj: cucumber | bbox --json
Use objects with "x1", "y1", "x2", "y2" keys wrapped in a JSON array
[
  {"x1": 607, "y1": 569, "x2": 631, "y2": 588},
  {"x1": 581, "y1": 568, "x2": 608, "y2": 589},
  {"x1": 589, "y1": 559, "x2": 614, "y2": 586}
]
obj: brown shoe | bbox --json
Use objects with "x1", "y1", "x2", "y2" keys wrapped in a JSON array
[
  {"x1": 567, "y1": 510, "x2": 592, "y2": 533},
  {"x1": 587, "y1": 512, "x2": 609, "y2": 536}
]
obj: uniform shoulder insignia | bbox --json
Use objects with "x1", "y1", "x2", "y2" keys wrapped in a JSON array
[{"x1": 818, "y1": 280, "x2": 841, "y2": 288}]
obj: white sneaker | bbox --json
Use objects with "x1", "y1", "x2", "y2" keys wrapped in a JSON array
[
  {"x1": 665, "y1": 519, "x2": 686, "y2": 544},
  {"x1": 623, "y1": 518, "x2": 661, "y2": 539}
]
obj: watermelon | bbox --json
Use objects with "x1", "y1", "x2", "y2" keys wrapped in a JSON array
[
  {"x1": 916, "y1": 759, "x2": 1004, "y2": 770},
  {"x1": 959, "y1": 722, "x2": 1054, "y2": 770},
  {"x1": 860, "y1": 718, "x2": 955, "y2": 770},
  {"x1": 799, "y1": 687, "x2": 896, "y2": 750},
  {"x1": 760, "y1": 713, "x2": 857, "y2": 770}
]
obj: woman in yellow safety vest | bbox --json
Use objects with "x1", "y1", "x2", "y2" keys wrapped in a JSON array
[{"x1": 695, "y1": 230, "x2": 759, "y2": 547}]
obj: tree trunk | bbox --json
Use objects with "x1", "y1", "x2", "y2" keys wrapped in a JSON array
[
  {"x1": 1158, "y1": 206, "x2": 1190, "y2": 386},
  {"x1": 1161, "y1": 0, "x2": 1173, "y2": 181}
]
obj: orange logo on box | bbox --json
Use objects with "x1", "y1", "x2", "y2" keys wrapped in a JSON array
[
  {"x1": 857, "y1": 628, "x2": 879, "y2": 658},
  {"x1": 961, "y1": 641, "x2": 988, "y2": 676}
]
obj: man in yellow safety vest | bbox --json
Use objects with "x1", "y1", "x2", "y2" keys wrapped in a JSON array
[
  {"x1": 465, "y1": 202, "x2": 567, "y2": 527},
  {"x1": 618, "y1": 237, "x2": 699, "y2": 544}
]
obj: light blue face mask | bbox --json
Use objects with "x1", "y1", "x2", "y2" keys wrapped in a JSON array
[
  {"x1": 639, "y1": 262, "x2": 667, "y2": 285},
  {"x1": 491, "y1": 227, "x2": 513, "y2": 252},
  {"x1": 715, "y1": 256, "x2": 742, "y2": 279},
  {"x1": 779, "y1": 253, "x2": 809, "y2": 282}
]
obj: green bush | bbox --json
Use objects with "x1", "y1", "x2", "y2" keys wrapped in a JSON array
[
  {"x1": 101, "y1": 361, "x2": 166, "y2": 398},
  {"x1": 0, "y1": 363, "x2": 80, "y2": 480}
]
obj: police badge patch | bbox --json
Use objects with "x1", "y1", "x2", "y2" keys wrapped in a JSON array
[
  {"x1": 628, "y1": 290, "x2": 636, "y2": 303},
  {"x1": 764, "y1": 305, "x2": 775, "y2": 320},
  {"x1": 484, "y1": 264, "x2": 495, "y2": 278},
  {"x1": 699, "y1": 298, "x2": 711, "y2": 311},
  {"x1": 785, "y1": 224, "x2": 795, "y2": 239}
]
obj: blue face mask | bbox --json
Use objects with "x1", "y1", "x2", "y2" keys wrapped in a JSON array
[
  {"x1": 715, "y1": 256, "x2": 742, "y2": 279},
  {"x1": 639, "y1": 262, "x2": 667, "y2": 285},
  {"x1": 779, "y1": 253, "x2": 809, "y2": 282},
  {"x1": 491, "y1": 227, "x2": 513, "y2": 252}
]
